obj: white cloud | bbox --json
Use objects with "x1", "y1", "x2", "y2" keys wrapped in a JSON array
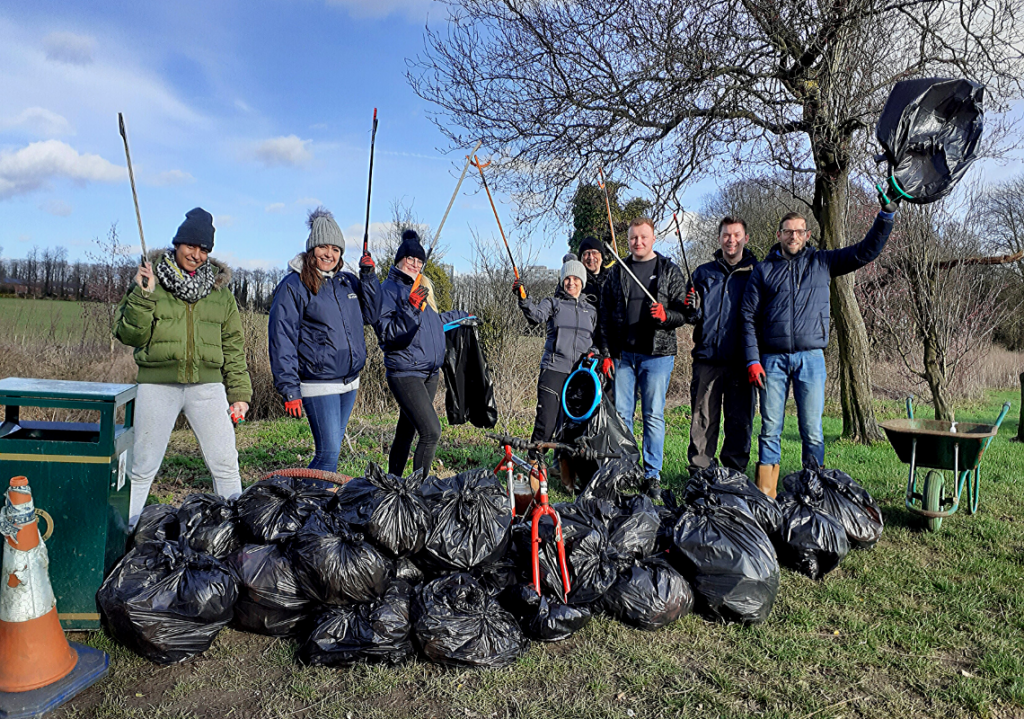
[
  {"x1": 0, "y1": 140, "x2": 123, "y2": 199},
  {"x1": 39, "y1": 199, "x2": 72, "y2": 216},
  {"x1": 343, "y1": 221, "x2": 392, "y2": 254},
  {"x1": 43, "y1": 32, "x2": 96, "y2": 66},
  {"x1": 295, "y1": 197, "x2": 322, "y2": 207},
  {"x1": 253, "y1": 135, "x2": 313, "y2": 167},
  {"x1": 148, "y1": 169, "x2": 195, "y2": 186},
  {"x1": 0, "y1": 107, "x2": 74, "y2": 137},
  {"x1": 212, "y1": 249, "x2": 279, "y2": 271},
  {"x1": 265, "y1": 202, "x2": 286, "y2": 213},
  {"x1": 324, "y1": 0, "x2": 432, "y2": 20},
  {"x1": 215, "y1": 215, "x2": 235, "y2": 229},
  {"x1": 235, "y1": 99, "x2": 253, "y2": 113}
]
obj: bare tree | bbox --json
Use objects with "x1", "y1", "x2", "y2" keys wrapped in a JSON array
[
  {"x1": 410, "y1": 0, "x2": 1024, "y2": 442},
  {"x1": 84, "y1": 223, "x2": 135, "y2": 354}
]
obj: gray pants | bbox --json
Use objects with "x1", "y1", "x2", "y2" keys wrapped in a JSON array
[
  {"x1": 128, "y1": 383, "x2": 243, "y2": 527},
  {"x1": 687, "y1": 360, "x2": 755, "y2": 476}
]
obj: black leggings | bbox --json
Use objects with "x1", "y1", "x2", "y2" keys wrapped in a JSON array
[
  {"x1": 387, "y1": 372, "x2": 441, "y2": 477},
  {"x1": 529, "y1": 369, "x2": 569, "y2": 459}
]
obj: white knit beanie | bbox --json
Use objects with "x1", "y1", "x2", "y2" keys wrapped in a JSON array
[
  {"x1": 560, "y1": 253, "x2": 587, "y2": 288},
  {"x1": 306, "y1": 206, "x2": 345, "y2": 253}
]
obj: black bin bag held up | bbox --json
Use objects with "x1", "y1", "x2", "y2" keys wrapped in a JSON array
[
  {"x1": 334, "y1": 463, "x2": 433, "y2": 558},
  {"x1": 776, "y1": 474, "x2": 850, "y2": 580},
  {"x1": 412, "y1": 573, "x2": 528, "y2": 668},
  {"x1": 177, "y1": 493, "x2": 243, "y2": 560},
  {"x1": 876, "y1": 78, "x2": 984, "y2": 204},
  {"x1": 671, "y1": 503, "x2": 780, "y2": 625},
  {"x1": 442, "y1": 322, "x2": 498, "y2": 428},
  {"x1": 227, "y1": 543, "x2": 309, "y2": 636},
  {"x1": 600, "y1": 556, "x2": 693, "y2": 631},
  {"x1": 299, "y1": 580, "x2": 414, "y2": 666},
  {"x1": 97, "y1": 540, "x2": 238, "y2": 664},
  {"x1": 783, "y1": 467, "x2": 883, "y2": 550},
  {"x1": 684, "y1": 463, "x2": 783, "y2": 537},
  {"x1": 235, "y1": 475, "x2": 334, "y2": 544}
]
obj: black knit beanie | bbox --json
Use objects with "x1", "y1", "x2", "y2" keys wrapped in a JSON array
[
  {"x1": 394, "y1": 229, "x2": 426, "y2": 264},
  {"x1": 578, "y1": 236, "x2": 603, "y2": 257},
  {"x1": 172, "y1": 208, "x2": 215, "y2": 252}
]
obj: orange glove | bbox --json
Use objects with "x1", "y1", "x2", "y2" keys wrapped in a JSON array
[
  {"x1": 650, "y1": 302, "x2": 667, "y2": 323},
  {"x1": 748, "y1": 363, "x2": 765, "y2": 388},
  {"x1": 359, "y1": 253, "x2": 375, "y2": 272},
  {"x1": 409, "y1": 286, "x2": 429, "y2": 310},
  {"x1": 285, "y1": 399, "x2": 303, "y2": 418},
  {"x1": 684, "y1": 287, "x2": 697, "y2": 308}
]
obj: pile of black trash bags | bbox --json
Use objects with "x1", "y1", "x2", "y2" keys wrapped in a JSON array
[{"x1": 97, "y1": 460, "x2": 882, "y2": 668}]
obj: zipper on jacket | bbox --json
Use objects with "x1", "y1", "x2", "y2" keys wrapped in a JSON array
[
  {"x1": 186, "y1": 303, "x2": 195, "y2": 382},
  {"x1": 788, "y1": 261, "x2": 796, "y2": 353},
  {"x1": 332, "y1": 279, "x2": 355, "y2": 375}
]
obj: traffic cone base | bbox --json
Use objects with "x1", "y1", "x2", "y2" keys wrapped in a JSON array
[{"x1": 0, "y1": 608, "x2": 76, "y2": 693}]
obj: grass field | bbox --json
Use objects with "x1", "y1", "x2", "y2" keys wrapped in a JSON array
[
  {"x1": 0, "y1": 297, "x2": 95, "y2": 342},
  {"x1": 54, "y1": 392, "x2": 1024, "y2": 719}
]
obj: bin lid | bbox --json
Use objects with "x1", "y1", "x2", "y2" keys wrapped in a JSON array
[{"x1": 0, "y1": 378, "x2": 136, "y2": 403}]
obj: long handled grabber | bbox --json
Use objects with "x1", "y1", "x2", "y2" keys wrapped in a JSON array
[
  {"x1": 473, "y1": 155, "x2": 526, "y2": 300},
  {"x1": 672, "y1": 211, "x2": 694, "y2": 284},
  {"x1": 597, "y1": 167, "x2": 656, "y2": 303},
  {"x1": 117, "y1": 113, "x2": 149, "y2": 290},
  {"x1": 410, "y1": 140, "x2": 483, "y2": 309},
  {"x1": 362, "y1": 108, "x2": 379, "y2": 258}
]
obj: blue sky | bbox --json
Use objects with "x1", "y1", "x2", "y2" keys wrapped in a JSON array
[{"x1": 2, "y1": 2, "x2": 1022, "y2": 274}]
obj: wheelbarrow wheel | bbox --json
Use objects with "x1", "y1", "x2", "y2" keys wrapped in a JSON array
[{"x1": 923, "y1": 470, "x2": 944, "y2": 532}]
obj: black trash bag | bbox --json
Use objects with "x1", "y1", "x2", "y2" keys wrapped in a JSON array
[
  {"x1": 876, "y1": 78, "x2": 984, "y2": 204},
  {"x1": 176, "y1": 494, "x2": 243, "y2": 560},
  {"x1": 671, "y1": 503, "x2": 780, "y2": 624},
  {"x1": 412, "y1": 573, "x2": 528, "y2": 668},
  {"x1": 97, "y1": 540, "x2": 238, "y2": 664},
  {"x1": 226, "y1": 543, "x2": 309, "y2": 636},
  {"x1": 655, "y1": 491, "x2": 682, "y2": 554},
  {"x1": 290, "y1": 509, "x2": 395, "y2": 606},
  {"x1": 298, "y1": 580, "x2": 414, "y2": 666},
  {"x1": 418, "y1": 468, "x2": 512, "y2": 572},
  {"x1": 555, "y1": 368, "x2": 641, "y2": 490},
  {"x1": 442, "y1": 321, "x2": 498, "y2": 428},
  {"x1": 334, "y1": 463, "x2": 432, "y2": 558},
  {"x1": 608, "y1": 494, "x2": 660, "y2": 560},
  {"x1": 776, "y1": 475, "x2": 850, "y2": 580},
  {"x1": 470, "y1": 558, "x2": 519, "y2": 597},
  {"x1": 499, "y1": 583, "x2": 592, "y2": 642},
  {"x1": 396, "y1": 557, "x2": 425, "y2": 584},
  {"x1": 684, "y1": 463, "x2": 783, "y2": 537},
  {"x1": 235, "y1": 475, "x2": 335, "y2": 544},
  {"x1": 783, "y1": 467, "x2": 883, "y2": 550},
  {"x1": 600, "y1": 556, "x2": 693, "y2": 631},
  {"x1": 131, "y1": 504, "x2": 180, "y2": 547}
]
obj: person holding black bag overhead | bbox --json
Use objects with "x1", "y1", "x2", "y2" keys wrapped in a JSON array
[
  {"x1": 376, "y1": 230, "x2": 468, "y2": 476},
  {"x1": 268, "y1": 207, "x2": 380, "y2": 473},
  {"x1": 515, "y1": 254, "x2": 604, "y2": 466}
]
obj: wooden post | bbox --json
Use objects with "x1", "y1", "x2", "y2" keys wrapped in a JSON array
[{"x1": 1017, "y1": 373, "x2": 1024, "y2": 442}]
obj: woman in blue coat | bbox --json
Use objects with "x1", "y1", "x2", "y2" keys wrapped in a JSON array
[
  {"x1": 375, "y1": 230, "x2": 467, "y2": 476},
  {"x1": 269, "y1": 207, "x2": 381, "y2": 473}
]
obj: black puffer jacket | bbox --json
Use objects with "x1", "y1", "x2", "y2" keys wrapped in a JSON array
[
  {"x1": 599, "y1": 252, "x2": 688, "y2": 358},
  {"x1": 684, "y1": 249, "x2": 757, "y2": 366},
  {"x1": 518, "y1": 288, "x2": 598, "y2": 373}
]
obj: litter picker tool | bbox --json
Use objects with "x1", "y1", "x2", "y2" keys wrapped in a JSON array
[
  {"x1": 597, "y1": 167, "x2": 656, "y2": 303},
  {"x1": 362, "y1": 108, "x2": 379, "y2": 257},
  {"x1": 117, "y1": 112, "x2": 149, "y2": 290},
  {"x1": 472, "y1": 154, "x2": 526, "y2": 300},
  {"x1": 410, "y1": 140, "x2": 483, "y2": 309},
  {"x1": 672, "y1": 212, "x2": 694, "y2": 284}
]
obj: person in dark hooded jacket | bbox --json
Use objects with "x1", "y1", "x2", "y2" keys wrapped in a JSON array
[
  {"x1": 515, "y1": 254, "x2": 600, "y2": 464},
  {"x1": 683, "y1": 216, "x2": 758, "y2": 477},
  {"x1": 578, "y1": 236, "x2": 608, "y2": 311},
  {"x1": 268, "y1": 207, "x2": 380, "y2": 473},
  {"x1": 375, "y1": 230, "x2": 468, "y2": 476}
]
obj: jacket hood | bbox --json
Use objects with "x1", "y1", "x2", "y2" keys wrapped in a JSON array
[
  {"x1": 766, "y1": 242, "x2": 815, "y2": 262},
  {"x1": 288, "y1": 253, "x2": 304, "y2": 274},
  {"x1": 713, "y1": 247, "x2": 758, "y2": 269},
  {"x1": 387, "y1": 264, "x2": 415, "y2": 285},
  {"x1": 147, "y1": 248, "x2": 232, "y2": 289}
]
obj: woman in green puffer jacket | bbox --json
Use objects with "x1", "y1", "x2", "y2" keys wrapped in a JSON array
[{"x1": 113, "y1": 207, "x2": 252, "y2": 528}]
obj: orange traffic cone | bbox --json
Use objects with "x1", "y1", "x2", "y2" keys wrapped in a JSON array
[{"x1": 0, "y1": 477, "x2": 77, "y2": 692}]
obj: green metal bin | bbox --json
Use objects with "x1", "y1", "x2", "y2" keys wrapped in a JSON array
[{"x1": 0, "y1": 377, "x2": 136, "y2": 630}]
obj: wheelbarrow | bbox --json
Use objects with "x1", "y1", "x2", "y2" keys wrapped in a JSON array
[{"x1": 880, "y1": 397, "x2": 1011, "y2": 532}]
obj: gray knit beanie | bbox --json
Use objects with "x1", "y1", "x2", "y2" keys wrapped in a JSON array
[
  {"x1": 306, "y1": 206, "x2": 345, "y2": 253},
  {"x1": 560, "y1": 253, "x2": 587, "y2": 288}
]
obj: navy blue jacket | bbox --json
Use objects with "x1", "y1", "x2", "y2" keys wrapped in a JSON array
[
  {"x1": 684, "y1": 248, "x2": 757, "y2": 366},
  {"x1": 268, "y1": 264, "x2": 382, "y2": 402},
  {"x1": 741, "y1": 212, "x2": 894, "y2": 364},
  {"x1": 375, "y1": 266, "x2": 468, "y2": 377}
]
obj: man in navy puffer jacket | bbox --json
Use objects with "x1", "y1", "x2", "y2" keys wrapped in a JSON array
[{"x1": 740, "y1": 194, "x2": 898, "y2": 497}]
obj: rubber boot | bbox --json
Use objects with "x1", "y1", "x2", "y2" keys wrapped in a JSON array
[{"x1": 755, "y1": 464, "x2": 780, "y2": 499}]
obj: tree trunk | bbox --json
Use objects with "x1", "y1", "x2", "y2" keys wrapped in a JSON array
[
  {"x1": 922, "y1": 330, "x2": 952, "y2": 421},
  {"x1": 814, "y1": 169, "x2": 883, "y2": 443},
  {"x1": 1017, "y1": 372, "x2": 1024, "y2": 442}
]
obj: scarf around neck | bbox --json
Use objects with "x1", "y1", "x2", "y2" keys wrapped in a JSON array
[{"x1": 155, "y1": 250, "x2": 218, "y2": 304}]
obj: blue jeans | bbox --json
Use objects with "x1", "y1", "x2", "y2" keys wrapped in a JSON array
[
  {"x1": 302, "y1": 390, "x2": 358, "y2": 473},
  {"x1": 757, "y1": 350, "x2": 826, "y2": 468},
  {"x1": 614, "y1": 352, "x2": 675, "y2": 479}
]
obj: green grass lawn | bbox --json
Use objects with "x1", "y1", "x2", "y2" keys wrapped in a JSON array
[
  {"x1": 0, "y1": 296, "x2": 93, "y2": 341},
  {"x1": 62, "y1": 391, "x2": 1024, "y2": 719}
]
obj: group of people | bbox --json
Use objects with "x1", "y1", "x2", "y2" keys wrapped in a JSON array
[{"x1": 116, "y1": 190, "x2": 898, "y2": 526}]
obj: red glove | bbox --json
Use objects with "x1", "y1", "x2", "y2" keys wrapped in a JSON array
[
  {"x1": 359, "y1": 253, "x2": 375, "y2": 272},
  {"x1": 650, "y1": 302, "x2": 667, "y2": 323},
  {"x1": 285, "y1": 399, "x2": 303, "y2": 418},
  {"x1": 409, "y1": 286, "x2": 429, "y2": 310},
  {"x1": 512, "y1": 279, "x2": 526, "y2": 299},
  {"x1": 600, "y1": 357, "x2": 615, "y2": 377},
  {"x1": 684, "y1": 287, "x2": 697, "y2": 308},
  {"x1": 748, "y1": 363, "x2": 766, "y2": 388}
]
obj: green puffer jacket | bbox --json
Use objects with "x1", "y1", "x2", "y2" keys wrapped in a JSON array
[{"x1": 113, "y1": 253, "x2": 252, "y2": 404}]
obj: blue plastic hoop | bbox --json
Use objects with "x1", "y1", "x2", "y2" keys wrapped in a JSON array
[{"x1": 561, "y1": 358, "x2": 602, "y2": 422}]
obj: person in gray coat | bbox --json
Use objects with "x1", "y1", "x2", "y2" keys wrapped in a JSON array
[{"x1": 514, "y1": 254, "x2": 601, "y2": 461}]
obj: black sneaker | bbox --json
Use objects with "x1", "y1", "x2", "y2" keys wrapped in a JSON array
[{"x1": 645, "y1": 478, "x2": 662, "y2": 502}]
